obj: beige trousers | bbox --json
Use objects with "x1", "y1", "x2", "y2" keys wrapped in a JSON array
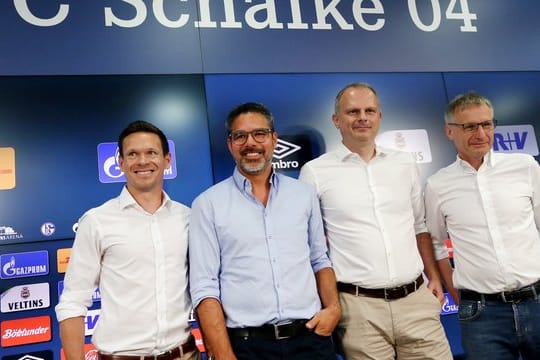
[{"x1": 337, "y1": 283, "x2": 453, "y2": 360}]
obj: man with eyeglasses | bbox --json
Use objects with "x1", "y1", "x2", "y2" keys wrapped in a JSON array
[
  {"x1": 425, "y1": 91, "x2": 540, "y2": 359},
  {"x1": 299, "y1": 82, "x2": 452, "y2": 360},
  {"x1": 188, "y1": 102, "x2": 341, "y2": 360}
]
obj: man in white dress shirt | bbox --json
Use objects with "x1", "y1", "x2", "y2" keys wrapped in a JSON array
[
  {"x1": 299, "y1": 82, "x2": 452, "y2": 360},
  {"x1": 55, "y1": 121, "x2": 198, "y2": 360},
  {"x1": 425, "y1": 91, "x2": 540, "y2": 360}
]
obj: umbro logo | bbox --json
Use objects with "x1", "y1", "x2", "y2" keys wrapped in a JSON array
[{"x1": 274, "y1": 139, "x2": 301, "y2": 160}]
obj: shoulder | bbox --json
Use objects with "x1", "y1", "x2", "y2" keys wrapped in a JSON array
[
  {"x1": 276, "y1": 173, "x2": 317, "y2": 195},
  {"x1": 494, "y1": 151, "x2": 535, "y2": 164},
  {"x1": 380, "y1": 147, "x2": 416, "y2": 163},
  {"x1": 426, "y1": 161, "x2": 458, "y2": 187},
  {"x1": 168, "y1": 200, "x2": 191, "y2": 215},
  {"x1": 192, "y1": 177, "x2": 234, "y2": 206}
]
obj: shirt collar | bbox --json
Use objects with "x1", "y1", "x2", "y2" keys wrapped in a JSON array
[
  {"x1": 118, "y1": 186, "x2": 172, "y2": 211},
  {"x1": 335, "y1": 142, "x2": 388, "y2": 162},
  {"x1": 232, "y1": 167, "x2": 278, "y2": 192},
  {"x1": 456, "y1": 150, "x2": 495, "y2": 171}
]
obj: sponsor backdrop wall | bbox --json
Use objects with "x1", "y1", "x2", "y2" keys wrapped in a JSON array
[{"x1": 1, "y1": 1, "x2": 540, "y2": 360}]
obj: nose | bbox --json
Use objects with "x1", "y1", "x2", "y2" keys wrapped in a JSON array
[
  {"x1": 244, "y1": 132, "x2": 258, "y2": 145},
  {"x1": 474, "y1": 125, "x2": 488, "y2": 136}
]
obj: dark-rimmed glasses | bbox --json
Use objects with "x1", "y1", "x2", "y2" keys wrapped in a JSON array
[
  {"x1": 447, "y1": 120, "x2": 497, "y2": 133},
  {"x1": 228, "y1": 128, "x2": 273, "y2": 145}
]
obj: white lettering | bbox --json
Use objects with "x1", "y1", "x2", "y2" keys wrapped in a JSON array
[
  {"x1": 352, "y1": 0, "x2": 385, "y2": 31},
  {"x1": 408, "y1": 0, "x2": 441, "y2": 32},
  {"x1": 287, "y1": 0, "x2": 308, "y2": 29},
  {"x1": 245, "y1": 0, "x2": 283, "y2": 30},
  {"x1": 313, "y1": 0, "x2": 353, "y2": 30},
  {"x1": 153, "y1": 0, "x2": 189, "y2": 28},
  {"x1": 2, "y1": 326, "x2": 49, "y2": 339},
  {"x1": 104, "y1": 0, "x2": 147, "y2": 28},
  {"x1": 272, "y1": 159, "x2": 299, "y2": 169},
  {"x1": 14, "y1": 0, "x2": 69, "y2": 27}
]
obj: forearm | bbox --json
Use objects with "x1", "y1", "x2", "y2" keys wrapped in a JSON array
[
  {"x1": 59, "y1": 316, "x2": 85, "y2": 360},
  {"x1": 308, "y1": 267, "x2": 341, "y2": 335},
  {"x1": 416, "y1": 232, "x2": 441, "y2": 282},
  {"x1": 315, "y1": 267, "x2": 341, "y2": 311},
  {"x1": 438, "y1": 258, "x2": 459, "y2": 303},
  {"x1": 196, "y1": 298, "x2": 236, "y2": 360}
]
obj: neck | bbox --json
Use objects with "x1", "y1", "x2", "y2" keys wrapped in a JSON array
[
  {"x1": 126, "y1": 186, "x2": 164, "y2": 214},
  {"x1": 343, "y1": 140, "x2": 376, "y2": 162},
  {"x1": 241, "y1": 167, "x2": 272, "y2": 206}
]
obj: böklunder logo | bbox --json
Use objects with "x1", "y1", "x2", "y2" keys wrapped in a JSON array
[{"x1": 1, "y1": 316, "x2": 51, "y2": 347}]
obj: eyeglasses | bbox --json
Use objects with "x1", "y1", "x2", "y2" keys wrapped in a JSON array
[
  {"x1": 447, "y1": 120, "x2": 497, "y2": 133},
  {"x1": 228, "y1": 128, "x2": 273, "y2": 145}
]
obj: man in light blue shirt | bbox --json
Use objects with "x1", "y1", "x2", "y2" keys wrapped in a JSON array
[{"x1": 189, "y1": 102, "x2": 341, "y2": 360}]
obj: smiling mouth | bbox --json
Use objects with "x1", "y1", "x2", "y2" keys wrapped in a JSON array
[
  {"x1": 135, "y1": 169, "x2": 154, "y2": 175},
  {"x1": 241, "y1": 149, "x2": 263, "y2": 159}
]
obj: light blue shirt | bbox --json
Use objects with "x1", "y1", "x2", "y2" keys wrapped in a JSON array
[{"x1": 189, "y1": 168, "x2": 331, "y2": 328}]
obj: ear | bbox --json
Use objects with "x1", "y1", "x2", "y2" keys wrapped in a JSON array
[
  {"x1": 332, "y1": 114, "x2": 340, "y2": 129},
  {"x1": 227, "y1": 137, "x2": 234, "y2": 154},
  {"x1": 118, "y1": 156, "x2": 125, "y2": 172},
  {"x1": 272, "y1": 131, "x2": 278, "y2": 147},
  {"x1": 164, "y1": 152, "x2": 172, "y2": 169},
  {"x1": 445, "y1": 124, "x2": 453, "y2": 140}
]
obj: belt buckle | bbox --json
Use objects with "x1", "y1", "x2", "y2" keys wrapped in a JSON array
[
  {"x1": 384, "y1": 286, "x2": 407, "y2": 301},
  {"x1": 154, "y1": 349, "x2": 172, "y2": 360},
  {"x1": 274, "y1": 321, "x2": 292, "y2": 340}
]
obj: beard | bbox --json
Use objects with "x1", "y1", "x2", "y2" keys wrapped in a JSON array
[{"x1": 237, "y1": 147, "x2": 273, "y2": 175}]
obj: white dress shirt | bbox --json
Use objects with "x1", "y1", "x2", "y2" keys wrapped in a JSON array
[
  {"x1": 299, "y1": 143, "x2": 425, "y2": 288},
  {"x1": 55, "y1": 187, "x2": 192, "y2": 355},
  {"x1": 425, "y1": 151, "x2": 540, "y2": 293}
]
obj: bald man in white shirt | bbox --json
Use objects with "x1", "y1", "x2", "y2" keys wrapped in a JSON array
[
  {"x1": 425, "y1": 91, "x2": 540, "y2": 360},
  {"x1": 299, "y1": 82, "x2": 452, "y2": 360}
]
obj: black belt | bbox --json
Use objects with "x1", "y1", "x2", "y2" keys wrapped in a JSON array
[
  {"x1": 337, "y1": 275, "x2": 424, "y2": 300},
  {"x1": 227, "y1": 319, "x2": 309, "y2": 340},
  {"x1": 460, "y1": 280, "x2": 540, "y2": 303},
  {"x1": 98, "y1": 341, "x2": 196, "y2": 360}
]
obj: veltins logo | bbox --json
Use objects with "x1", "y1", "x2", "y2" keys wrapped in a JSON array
[
  {"x1": 272, "y1": 135, "x2": 312, "y2": 172},
  {"x1": 97, "y1": 140, "x2": 177, "y2": 183},
  {"x1": 61, "y1": 343, "x2": 98, "y2": 360},
  {"x1": 84, "y1": 309, "x2": 101, "y2": 336},
  {"x1": 58, "y1": 281, "x2": 101, "y2": 303},
  {"x1": 2, "y1": 350, "x2": 53, "y2": 360},
  {"x1": 0, "y1": 226, "x2": 23, "y2": 241},
  {"x1": 0, "y1": 251, "x2": 49, "y2": 280},
  {"x1": 493, "y1": 124, "x2": 539, "y2": 155},
  {"x1": 376, "y1": 129, "x2": 432, "y2": 163},
  {"x1": 1, "y1": 283, "x2": 50, "y2": 313},
  {"x1": 56, "y1": 248, "x2": 71, "y2": 273},
  {"x1": 0, "y1": 316, "x2": 51, "y2": 347},
  {"x1": 440, "y1": 293, "x2": 459, "y2": 316},
  {"x1": 0, "y1": 147, "x2": 16, "y2": 190}
]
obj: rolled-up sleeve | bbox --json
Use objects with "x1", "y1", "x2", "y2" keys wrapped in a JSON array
[
  {"x1": 306, "y1": 186, "x2": 332, "y2": 273},
  {"x1": 188, "y1": 194, "x2": 222, "y2": 309},
  {"x1": 55, "y1": 213, "x2": 100, "y2": 322}
]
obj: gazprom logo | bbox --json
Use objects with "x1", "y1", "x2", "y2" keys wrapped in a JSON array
[
  {"x1": 493, "y1": 125, "x2": 539, "y2": 155},
  {"x1": 0, "y1": 251, "x2": 49, "y2": 280},
  {"x1": 376, "y1": 129, "x2": 432, "y2": 163},
  {"x1": 97, "y1": 140, "x2": 177, "y2": 183},
  {"x1": 440, "y1": 293, "x2": 458, "y2": 315}
]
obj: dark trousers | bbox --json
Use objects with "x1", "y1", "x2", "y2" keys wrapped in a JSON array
[{"x1": 229, "y1": 331, "x2": 336, "y2": 360}]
